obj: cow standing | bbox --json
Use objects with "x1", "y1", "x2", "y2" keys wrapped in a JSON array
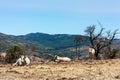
[{"x1": 88, "y1": 47, "x2": 95, "y2": 59}]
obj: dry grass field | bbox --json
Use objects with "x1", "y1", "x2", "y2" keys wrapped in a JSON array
[{"x1": 0, "y1": 59, "x2": 120, "y2": 80}]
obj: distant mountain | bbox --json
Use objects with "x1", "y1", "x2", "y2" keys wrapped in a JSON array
[
  {"x1": 0, "y1": 32, "x2": 119, "y2": 59},
  {"x1": 16, "y1": 32, "x2": 90, "y2": 59},
  {"x1": 0, "y1": 32, "x2": 89, "y2": 59},
  {"x1": 0, "y1": 33, "x2": 28, "y2": 51},
  {"x1": 17, "y1": 32, "x2": 89, "y2": 49},
  {"x1": 0, "y1": 33, "x2": 46, "y2": 57}
]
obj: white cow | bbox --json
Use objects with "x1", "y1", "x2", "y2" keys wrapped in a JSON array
[
  {"x1": 54, "y1": 55, "x2": 71, "y2": 63},
  {"x1": 13, "y1": 57, "x2": 23, "y2": 66},
  {"x1": 24, "y1": 56, "x2": 30, "y2": 65},
  {"x1": 88, "y1": 47, "x2": 95, "y2": 59},
  {"x1": 13, "y1": 55, "x2": 30, "y2": 66}
]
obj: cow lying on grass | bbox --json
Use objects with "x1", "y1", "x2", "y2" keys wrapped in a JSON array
[
  {"x1": 54, "y1": 55, "x2": 71, "y2": 63},
  {"x1": 13, "y1": 55, "x2": 30, "y2": 66}
]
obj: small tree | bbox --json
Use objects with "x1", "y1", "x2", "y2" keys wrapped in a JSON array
[
  {"x1": 5, "y1": 45, "x2": 24, "y2": 63},
  {"x1": 74, "y1": 35, "x2": 82, "y2": 60}
]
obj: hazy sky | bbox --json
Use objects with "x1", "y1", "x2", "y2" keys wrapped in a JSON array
[{"x1": 0, "y1": 0, "x2": 120, "y2": 36}]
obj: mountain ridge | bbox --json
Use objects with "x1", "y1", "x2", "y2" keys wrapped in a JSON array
[
  {"x1": 17, "y1": 32, "x2": 90, "y2": 49},
  {"x1": 0, "y1": 32, "x2": 120, "y2": 59}
]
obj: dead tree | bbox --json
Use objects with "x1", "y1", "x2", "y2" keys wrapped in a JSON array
[{"x1": 85, "y1": 24, "x2": 118, "y2": 59}]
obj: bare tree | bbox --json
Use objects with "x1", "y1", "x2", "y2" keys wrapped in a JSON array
[
  {"x1": 85, "y1": 25, "x2": 118, "y2": 59},
  {"x1": 104, "y1": 29, "x2": 119, "y2": 57}
]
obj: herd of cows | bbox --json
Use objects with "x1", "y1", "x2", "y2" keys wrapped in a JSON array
[{"x1": 0, "y1": 47, "x2": 96, "y2": 66}]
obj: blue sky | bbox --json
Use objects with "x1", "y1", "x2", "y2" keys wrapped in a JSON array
[{"x1": 0, "y1": 0, "x2": 120, "y2": 36}]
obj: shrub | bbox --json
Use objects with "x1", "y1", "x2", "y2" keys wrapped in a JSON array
[
  {"x1": 110, "y1": 49, "x2": 118, "y2": 59},
  {"x1": 5, "y1": 45, "x2": 24, "y2": 63}
]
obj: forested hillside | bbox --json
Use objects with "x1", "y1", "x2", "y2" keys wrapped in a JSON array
[{"x1": 17, "y1": 33, "x2": 90, "y2": 49}]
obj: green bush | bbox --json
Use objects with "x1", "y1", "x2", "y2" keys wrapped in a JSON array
[{"x1": 5, "y1": 45, "x2": 24, "y2": 63}]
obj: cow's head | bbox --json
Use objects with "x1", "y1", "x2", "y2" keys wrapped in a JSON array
[
  {"x1": 20, "y1": 55, "x2": 25, "y2": 62},
  {"x1": 54, "y1": 55, "x2": 58, "y2": 61}
]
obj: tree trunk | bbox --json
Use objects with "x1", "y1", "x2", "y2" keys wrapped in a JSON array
[
  {"x1": 75, "y1": 42, "x2": 78, "y2": 60},
  {"x1": 95, "y1": 49, "x2": 100, "y2": 59},
  {"x1": 75, "y1": 42, "x2": 79, "y2": 60},
  {"x1": 95, "y1": 53, "x2": 98, "y2": 59}
]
